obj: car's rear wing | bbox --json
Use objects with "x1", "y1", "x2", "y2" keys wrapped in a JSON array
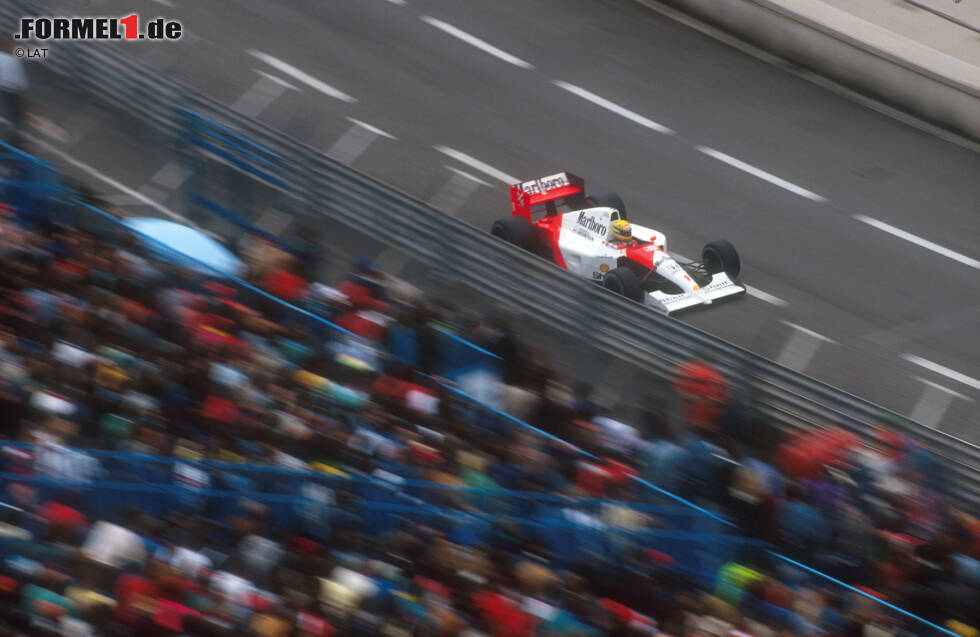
[{"x1": 510, "y1": 172, "x2": 585, "y2": 219}]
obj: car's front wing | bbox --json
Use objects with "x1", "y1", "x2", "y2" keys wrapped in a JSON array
[{"x1": 644, "y1": 273, "x2": 746, "y2": 314}]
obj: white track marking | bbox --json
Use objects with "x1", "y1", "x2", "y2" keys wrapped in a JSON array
[
  {"x1": 909, "y1": 376, "x2": 972, "y2": 430},
  {"x1": 434, "y1": 146, "x2": 518, "y2": 185},
  {"x1": 231, "y1": 72, "x2": 298, "y2": 118},
  {"x1": 385, "y1": 0, "x2": 407, "y2": 4},
  {"x1": 696, "y1": 146, "x2": 828, "y2": 202},
  {"x1": 136, "y1": 183, "x2": 169, "y2": 201},
  {"x1": 137, "y1": 160, "x2": 190, "y2": 204},
  {"x1": 745, "y1": 285, "x2": 789, "y2": 307},
  {"x1": 247, "y1": 50, "x2": 356, "y2": 103},
  {"x1": 28, "y1": 136, "x2": 201, "y2": 228},
  {"x1": 445, "y1": 165, "x2": 491, "y2": 187},
  {"x1": 327, "y1": 118, "x2": 396, "y2": 164},
  {"x1": 780, "y1": 320, "x2": 835, "y2": 343},
  {"x1": 902, "y1": 354, "x2": 980, "y2": 391},
  {"x1": 853, "y1": 215, "x2": 980, "y2": 270},
  {"x1": 429, "y1": 166, "x2": 489, "y2": 214},
  {"x1": 776, "y1": 320, "x2": 836, "y2": 372},
  {"x1": 552, "y1": 81, "x2": 675, "y2": 135},
  {"x1": 420, "y1": 17, "x2": 534, "y2": 69},
  {"x1": 152, "y1": 0, "x2": 176, "y2": 7},
  {"x1": 146, "y1": 161, "x2": 192, "y2": 191},
  {"x1": 345, "y1": 117, "x2": 396, "y2": 140}
]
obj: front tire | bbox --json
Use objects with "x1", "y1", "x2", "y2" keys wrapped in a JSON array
[
  {"x1": 702, "y1": 239, "x2": 740, "y2": 278},
  {"x1": 491, "y1": 216, "x2": 536, "y2": 251},
  {"x1": 603, "y1": 267, "x2": 644, "y2": 302},
  {"x1": 584, "y1": 192, "x2": 627, "y2": 220}
]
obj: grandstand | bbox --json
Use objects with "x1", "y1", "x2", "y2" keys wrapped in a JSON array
[{"x1": 0, "y1": 131, "x2": 976, "y2": 637}]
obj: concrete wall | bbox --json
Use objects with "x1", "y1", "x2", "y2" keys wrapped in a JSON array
[{"x1": 648, "y1": 0, "x2": 980, "y2": 141}]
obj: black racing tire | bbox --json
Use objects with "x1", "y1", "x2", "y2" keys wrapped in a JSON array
[
  {"x1": 702, "y1": 239, "x2": 741, "y2": 278},
  {"x1": 603, "y1": 266, "x2": 644, "y2": 302},
  {"x1": 491, "y1": 216, "x2": 536, "y2": 251},
  {"x1": 584, "y1": 192, "x2": 627, "y2": 220}
]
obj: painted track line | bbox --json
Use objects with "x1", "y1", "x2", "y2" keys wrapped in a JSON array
[
  {"x1": 696, "y1": 146, "x2": 828, "y2": 202},
  {"x1": 912, "y1": 376, "x2": 971, "y2": 401},
  {"x1": 231, "y1": 72, "x2": 298, "y2": 118},
  {"x1": 420, "y1": 17, "x2": 534, "y2": 70},
  {"x1": 430, "y1": 166, "x2": 490, "y2": 214},
  {"x1": 854, "y1": 215, "x2": 980, "y2": 270},
  {"x1": 903, "y1": 354, "x2": 980, "y2": 391},
  {"x1": 28, "y1": 136, "x2": 203, "y2": 229},
  {"x1": 247, "y1": 50, "x2": 356, "y2": 103},
  {"x1": 745, "y1": 285, "x2": 789, "y2": 307},
  {"x1": 434, "y1": 146, "x2": 518, "y2": 185},
  {"x1": 909, "y1": 376, "x2": 971, "y2": 430},
  {"x1": 780, "y1": 320, "x2": 835, "y2": 343},
  {"x1": 552, "y1": 81, "x2": 675, "y2": 135},
  {"x1": 777, "y1": 320, "x2": 836, "y2": 372},
  {"x1": 327, "y1": 118, "x2": 397, "y2": 164},
  {"x1": 445, "y1": 165, "x2": 491, "y2": 187},
  {"x1": 345, "y1": 117, "x2": 396, "y2": 140}
]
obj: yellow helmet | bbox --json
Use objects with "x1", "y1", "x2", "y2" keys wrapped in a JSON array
[{"x1": 611, "y1": 219, "x2": 632, "y2": 242}]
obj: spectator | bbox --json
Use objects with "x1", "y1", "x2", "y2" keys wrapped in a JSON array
[
  {"x1": 0, "y1": 36, "x2": 28, "y2": 144},
  {"x1": 0, "y1": 178, "x2": 973, "y2": 637}
]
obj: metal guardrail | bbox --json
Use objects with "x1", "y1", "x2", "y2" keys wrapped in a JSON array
[{"x1": 2, "y1": 1, "x2": 977, "y2": 510}]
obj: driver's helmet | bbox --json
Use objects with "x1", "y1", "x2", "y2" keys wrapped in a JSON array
[{"x1": 611, "y1": 219, "x2": 633, "y2": 243}]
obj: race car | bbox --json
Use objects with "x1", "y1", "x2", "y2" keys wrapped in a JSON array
[{"x1": 490, "y1": 172, "x2": 745, "y2": 314}]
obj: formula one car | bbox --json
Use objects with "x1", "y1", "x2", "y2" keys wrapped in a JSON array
[{"x1": 490, "y1": 172, "x2": 745, "y2": 314}]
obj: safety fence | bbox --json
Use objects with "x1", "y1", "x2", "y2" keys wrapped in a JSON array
[
  {"x1": 0, "y1": 444, "x2": 716, "y2": 530},
  {"x1": 1, "y1": 0, "x2": 974, "y2": 513},
  {"x1": 0, "y1": 146, "x2": 964, "y2": 635},
  {"x1": 0, "y1": 473, "x2": 756, "y2": 577},
  {"x1": 0, "y1": 6, "x2": 971, "y2": 633}
]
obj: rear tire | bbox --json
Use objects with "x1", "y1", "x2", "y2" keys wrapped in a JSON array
[
  {"x1": 702, "y1": 239, "x2": 740, "y2": 278},
  {"x1": 603, "y1": 267, "x2": 644, "y2": 302},
  {"x1": 491, "y1": 216, "x2": 536, "y2": 251},
  {"x1": 584, "y1": 192, "x2": 627, "y2": 220}
]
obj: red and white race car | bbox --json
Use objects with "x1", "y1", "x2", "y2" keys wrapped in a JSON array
[{"x1": 490, "y1": 172, "x2": 745, "y2": 314}]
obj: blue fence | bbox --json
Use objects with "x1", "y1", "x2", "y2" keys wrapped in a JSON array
[
  {"x1": 0, "y1": 143, "x2": 72, "y2": 227},
  {"x1": 0, "y1": 475, "x2": 759, "y2": 578},
  {"x1": 0, "y1": 142, "x2": 960, "y2": 636},
  {"x1": 0, "y1": 444, "x2": 710, "y2": 527}
]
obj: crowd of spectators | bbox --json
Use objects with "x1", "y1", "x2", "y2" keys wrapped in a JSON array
[{"x1": 0, "y1": 186, "x2": 975, "y2": 637}]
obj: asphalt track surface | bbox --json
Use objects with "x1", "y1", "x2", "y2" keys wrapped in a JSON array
[{"x1": 16, "y1": 0, "x2": 980, "y2": 439}]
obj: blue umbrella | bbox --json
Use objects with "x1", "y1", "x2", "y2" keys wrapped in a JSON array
[{"x1": 122, "y1": 217, "x2": 244, "y2": 277}]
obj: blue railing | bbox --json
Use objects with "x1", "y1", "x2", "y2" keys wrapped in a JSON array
[
  {"x1": 0, "y1": 475, "x2": 759, "y2": 575},
  {"x1": 0, "y1": 444, "x2": 708, "y2": 527},
  {"x1": 0, "y1": 141, "x2": 961, "y2": 636}
]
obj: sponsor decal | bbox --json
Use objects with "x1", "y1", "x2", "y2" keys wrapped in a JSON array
[
  {"x1": 704, "y1": 278, "x2": 733, "y2": 291},
  {"x1": 576, "y1": 210, "x2": 606, "y2": 235},
  {"x1": 599, "y1": 263, "x2": 609, "y2": 273},
  {"x1": 518, "y1": 172, "x2": 571, "y2": 195}
]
